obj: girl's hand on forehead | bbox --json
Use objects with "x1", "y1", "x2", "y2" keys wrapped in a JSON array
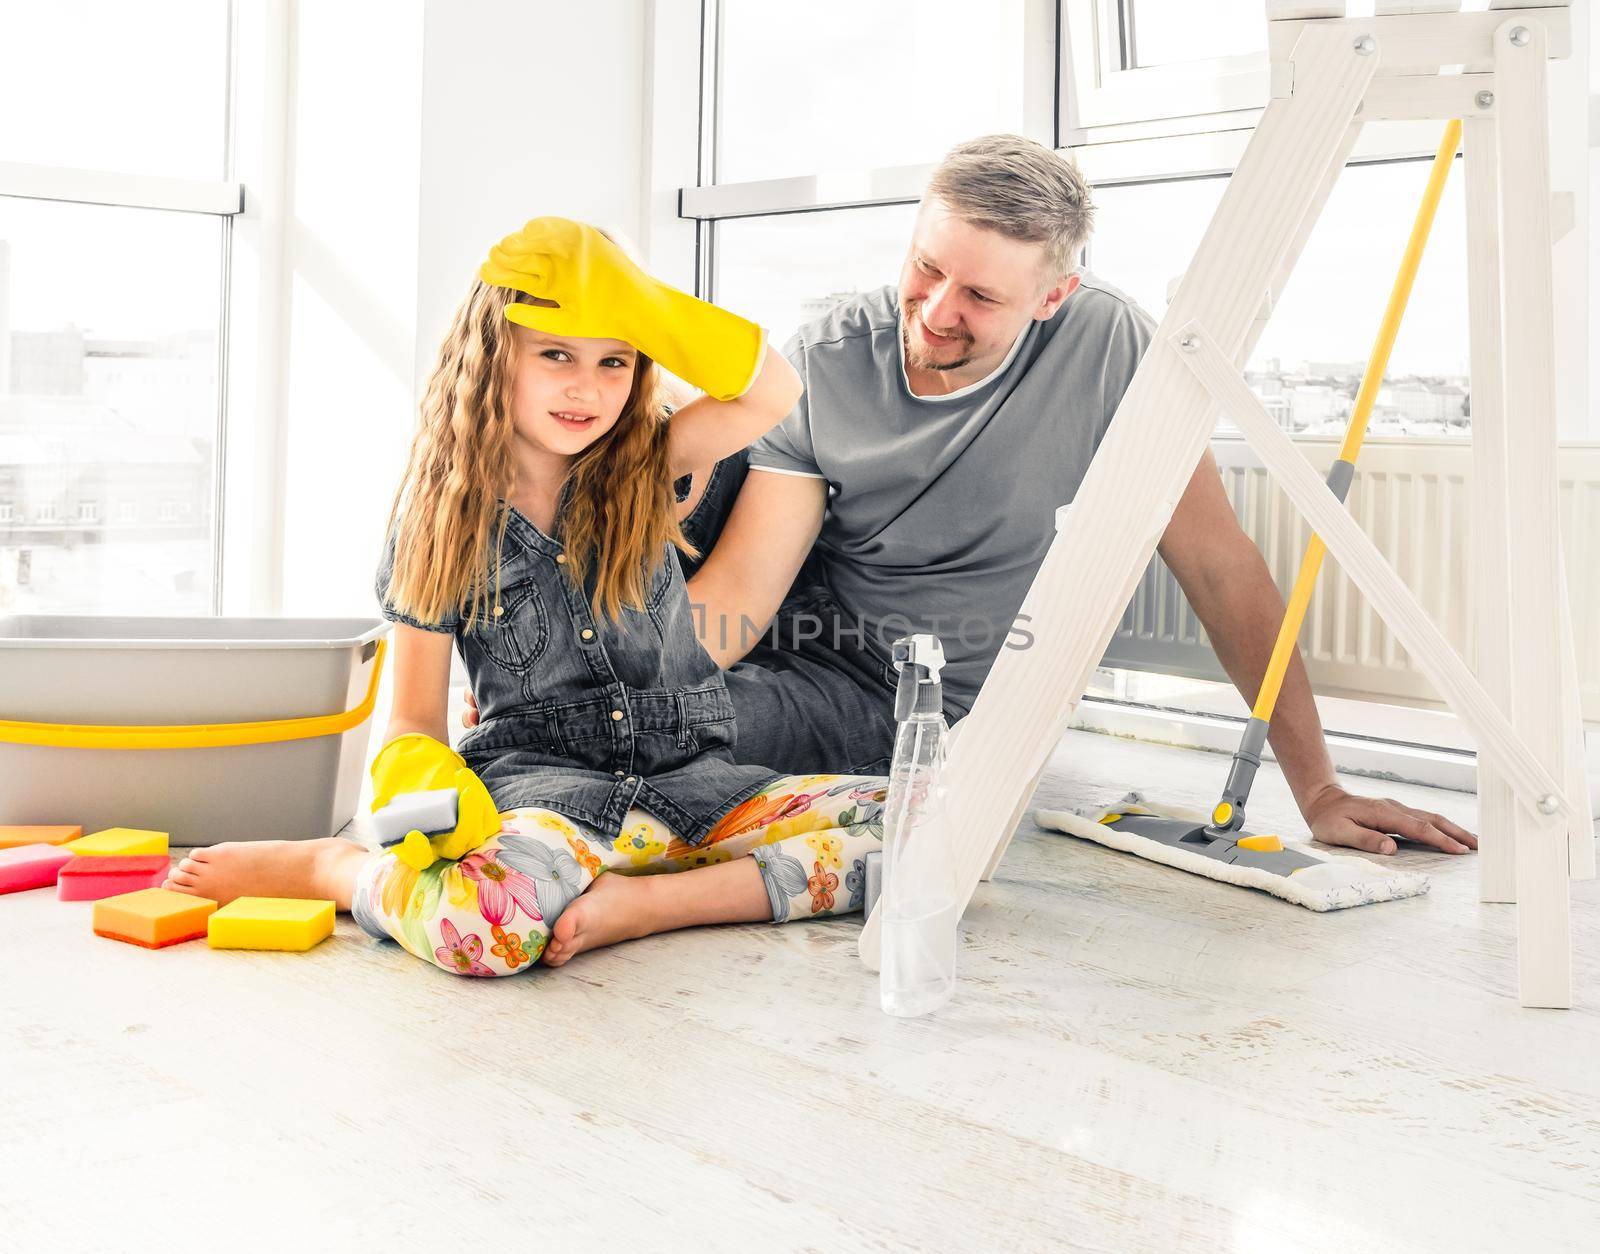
[
  {"x1": 478, "y1": 216, "x2": 763, "y2": 403},
  {"x1": 480, "y1": 217, "x2": 643, "y2": 342}
]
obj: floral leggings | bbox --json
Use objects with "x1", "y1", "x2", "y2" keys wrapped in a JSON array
[{"x1": 351, "y1": 772, "x2": 886, "y2": 976}]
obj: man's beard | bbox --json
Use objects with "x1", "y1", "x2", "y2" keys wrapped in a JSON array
[{"x1": 901, "y1": 301, "x2": 974, "y2": 372}]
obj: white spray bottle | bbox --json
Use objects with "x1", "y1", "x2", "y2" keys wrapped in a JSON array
[{"x1": 879, "y1": 633, "x2": 958, "y2": 1017}]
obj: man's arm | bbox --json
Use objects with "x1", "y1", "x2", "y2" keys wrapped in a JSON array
[
  {"x1": 1158, "y1": 450, "x2": 1476, "y2": 855},
  {"x1": 686, "y1": 469, "x2": 828, "y2": 669}
]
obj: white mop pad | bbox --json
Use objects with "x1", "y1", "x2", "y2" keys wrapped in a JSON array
[{"x1": 1033, "y1": 791, "x2": 1430, "y2": 912}]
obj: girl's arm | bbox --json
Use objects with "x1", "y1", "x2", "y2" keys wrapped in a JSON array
[
  {"x1": 382, "y1": 622, "x2": 454, "y2": 747},
  {"x1": 666, "y1": 342, "x2": 803, "y2": 481}
]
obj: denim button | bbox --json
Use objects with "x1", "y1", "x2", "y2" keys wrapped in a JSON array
[
  {"x1": 611, "y1": 708, "x2": 624, "y2": 721},
  {"x1": 555, "y1": 553, "x2": 567, "y2": 564},
  {"x1": 624, "y1": 776, "x2": 636, "y2": 785},
  {"x1": 580, "y1": 628, "x2": 594, "y2": 641},
  {"x1": 613, "y1": 769, "x2": 625, "y2": 777}
]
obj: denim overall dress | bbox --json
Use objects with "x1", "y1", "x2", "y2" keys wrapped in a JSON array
[{"x1": 375, "y1": 482, "x2": 786, "y2": 848}]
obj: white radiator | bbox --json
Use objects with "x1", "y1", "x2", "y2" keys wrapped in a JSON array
[{"x1": 1103, "y1": 436, "x2": 1600, "y2": 726}]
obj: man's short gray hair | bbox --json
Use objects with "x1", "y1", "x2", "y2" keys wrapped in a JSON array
[{"x1": 924, "y1": 134, "x2": 1095, "y2": 279}]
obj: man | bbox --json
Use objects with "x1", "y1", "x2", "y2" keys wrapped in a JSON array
[{"x1": 473, "y1": 134, "x2": 1475, "y2": 857}]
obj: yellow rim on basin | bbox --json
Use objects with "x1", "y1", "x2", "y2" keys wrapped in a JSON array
[{"x1": 0, "y1": 638, "x2": 387, "y2": 750}]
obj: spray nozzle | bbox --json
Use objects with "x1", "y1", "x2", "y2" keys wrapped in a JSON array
[
  {"x1": 891, "y1": 634, "x2": 946, "y2": 720},
  {"x1": 892, "y1": 633, "x2": 945, "y2": 679}
]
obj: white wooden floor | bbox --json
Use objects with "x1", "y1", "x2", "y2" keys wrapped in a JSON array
[{"x1": 3, "y1": 729, "x2": 1597, "y2": 1253}]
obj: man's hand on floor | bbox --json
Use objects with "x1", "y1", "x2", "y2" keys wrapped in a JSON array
[
  {"x1": 1302, "y1": 782, "x2": 1478, "y2": 855},
  {"x1": 462, "y1": 689, "x2": 480, "y2": 730}
]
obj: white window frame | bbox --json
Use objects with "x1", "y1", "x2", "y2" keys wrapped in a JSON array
[
  {"x1": 1059, "y1": 1, "x2": 1494, "y2": 163},
  {"x1": 0, "y1": 503, "x2": 12, "y2": 522},
  {"x1": 76, "y1": 501, "x2": 99, "y2": 523},
  {"x1": 217, "y1": 0, "x2": 293, "y2": 616},
  {"x1": 662, "y1": 0, "x2": 1059, "y2": 261},
  {"x1": 669, "y1": 3, "x2": 1475, "y2": 233},
  {"x1": 0, "y1": 0, "x2": 247, "y2": 613},
  {"x1": 1059, "y1": 0, "x2": 1271, "y2": 140}
]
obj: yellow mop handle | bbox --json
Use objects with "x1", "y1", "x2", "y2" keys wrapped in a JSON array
[{"x1": 1251, "y1": 120, "x2": 1462, "y2": 723}]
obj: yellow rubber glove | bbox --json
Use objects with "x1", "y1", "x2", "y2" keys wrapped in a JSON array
[
  {"x1": 478, "y1": 217, "x2": 765, "y2": 402},
  {"x1": 370, "y1": 733, "x2": 502, "y2": 871}
]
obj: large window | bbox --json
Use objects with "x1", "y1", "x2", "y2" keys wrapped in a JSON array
[
  {"x1": 685, "y1": 0, "x2": 1590, "y2": 458},
  {"x1": 0, "y1": 0, "x2": 236, "y2": 616}
]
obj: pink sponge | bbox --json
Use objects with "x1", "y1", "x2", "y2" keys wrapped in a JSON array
[
  {"x1": 57, "y1": 854, "x2": 172, "y2": 902},
  {"x1": 0, "y1": 844, "x2": 75, "y2": 894}
]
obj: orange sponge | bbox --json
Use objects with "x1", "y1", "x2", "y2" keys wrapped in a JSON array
[
  {"x1": 93, "y1": 887, "x2": 218, "y2": 949},
  {"x1": 0, "y1": 825, "x2": 82, "y2": 850}
]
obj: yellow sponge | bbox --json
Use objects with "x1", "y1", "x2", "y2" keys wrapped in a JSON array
[
  {"x1": 207, "y1": 897, "x2": 335, "y2": 951},
  {"x1": 65, "y1": 828, "x2": 169, "y2": 857}
]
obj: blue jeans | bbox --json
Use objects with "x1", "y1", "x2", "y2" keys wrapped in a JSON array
[
  {"x1": 722, "y1": 582, "x2": 898, "y2": 777},
  {"x1": 677, "y1": 451, "x2": 898, "y2": 778}
]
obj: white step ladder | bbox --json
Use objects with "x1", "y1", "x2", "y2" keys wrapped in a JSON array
[{"x1": 860, "y1": 0, "x2": 1591, "y2": 1009}]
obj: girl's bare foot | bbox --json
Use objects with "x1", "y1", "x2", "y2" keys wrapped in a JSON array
[
  {"x1": 163, "y1": 837, "x2": 370, "y2": 910},
  {"x1": 541, "y1": 871, "x2": 664, "y2": 967},
  {"x1": 542, "y1": 856, "x2": 772, "y2": 967}
]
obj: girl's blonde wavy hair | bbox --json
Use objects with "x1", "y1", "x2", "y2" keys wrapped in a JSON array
[{"x1": 383, "y1": 276, "x2": 699, "y2": 633}]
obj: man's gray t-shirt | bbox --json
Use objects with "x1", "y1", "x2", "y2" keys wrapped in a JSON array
[{"x1": 747, "y1": 276, "x2": 1155, "y2": 719}]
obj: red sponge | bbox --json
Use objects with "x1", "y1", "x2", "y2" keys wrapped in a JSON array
[{"x1": 57, "y1": 855, "x2": 173, "y2": 902}]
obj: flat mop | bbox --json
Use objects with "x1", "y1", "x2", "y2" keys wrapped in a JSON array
[{"x1": 1036, "y1": 120, "x2": 1464, "y2": 912}]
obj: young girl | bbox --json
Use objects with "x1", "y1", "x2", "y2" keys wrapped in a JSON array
[{"x1": 166, "y1": 218, "x2": 889, "y2": 974}]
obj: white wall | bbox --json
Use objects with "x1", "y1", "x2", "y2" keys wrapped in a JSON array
[
  {"x1": 277, "y1": 1, "x2": 427, "y2": 617},
  {"x1": 250, "y1": 0, "x2": 650, "y2": 618},
  {"x1": 412, "y1": 0, "x2": 649, "y2": 403}
]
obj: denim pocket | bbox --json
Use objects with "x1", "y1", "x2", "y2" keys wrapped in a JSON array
[{"x1": 476, "y1": 578, "x2": 549, "y2": 675}]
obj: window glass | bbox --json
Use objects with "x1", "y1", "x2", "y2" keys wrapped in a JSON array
[
  {"x1": 713, "y1": 202, "x2": 921, "y2": 349},
  {"x1": 1125, "y1": 0, "x2": 1267, "y2": 69},
  {"x1": 1090, "y1": 159, "x2": 1471, "y2": 436},
  {"x1": 0, "y1": 196, "x2": 222, "y2": 614},
  {"x1": 717, "y1": 0, "x2": 1031, "y2": 183}
]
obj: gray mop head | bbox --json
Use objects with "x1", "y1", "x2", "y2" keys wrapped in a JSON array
[{"x1": 1034, "y1": 791, "x2": 1430, "y2": 912}]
